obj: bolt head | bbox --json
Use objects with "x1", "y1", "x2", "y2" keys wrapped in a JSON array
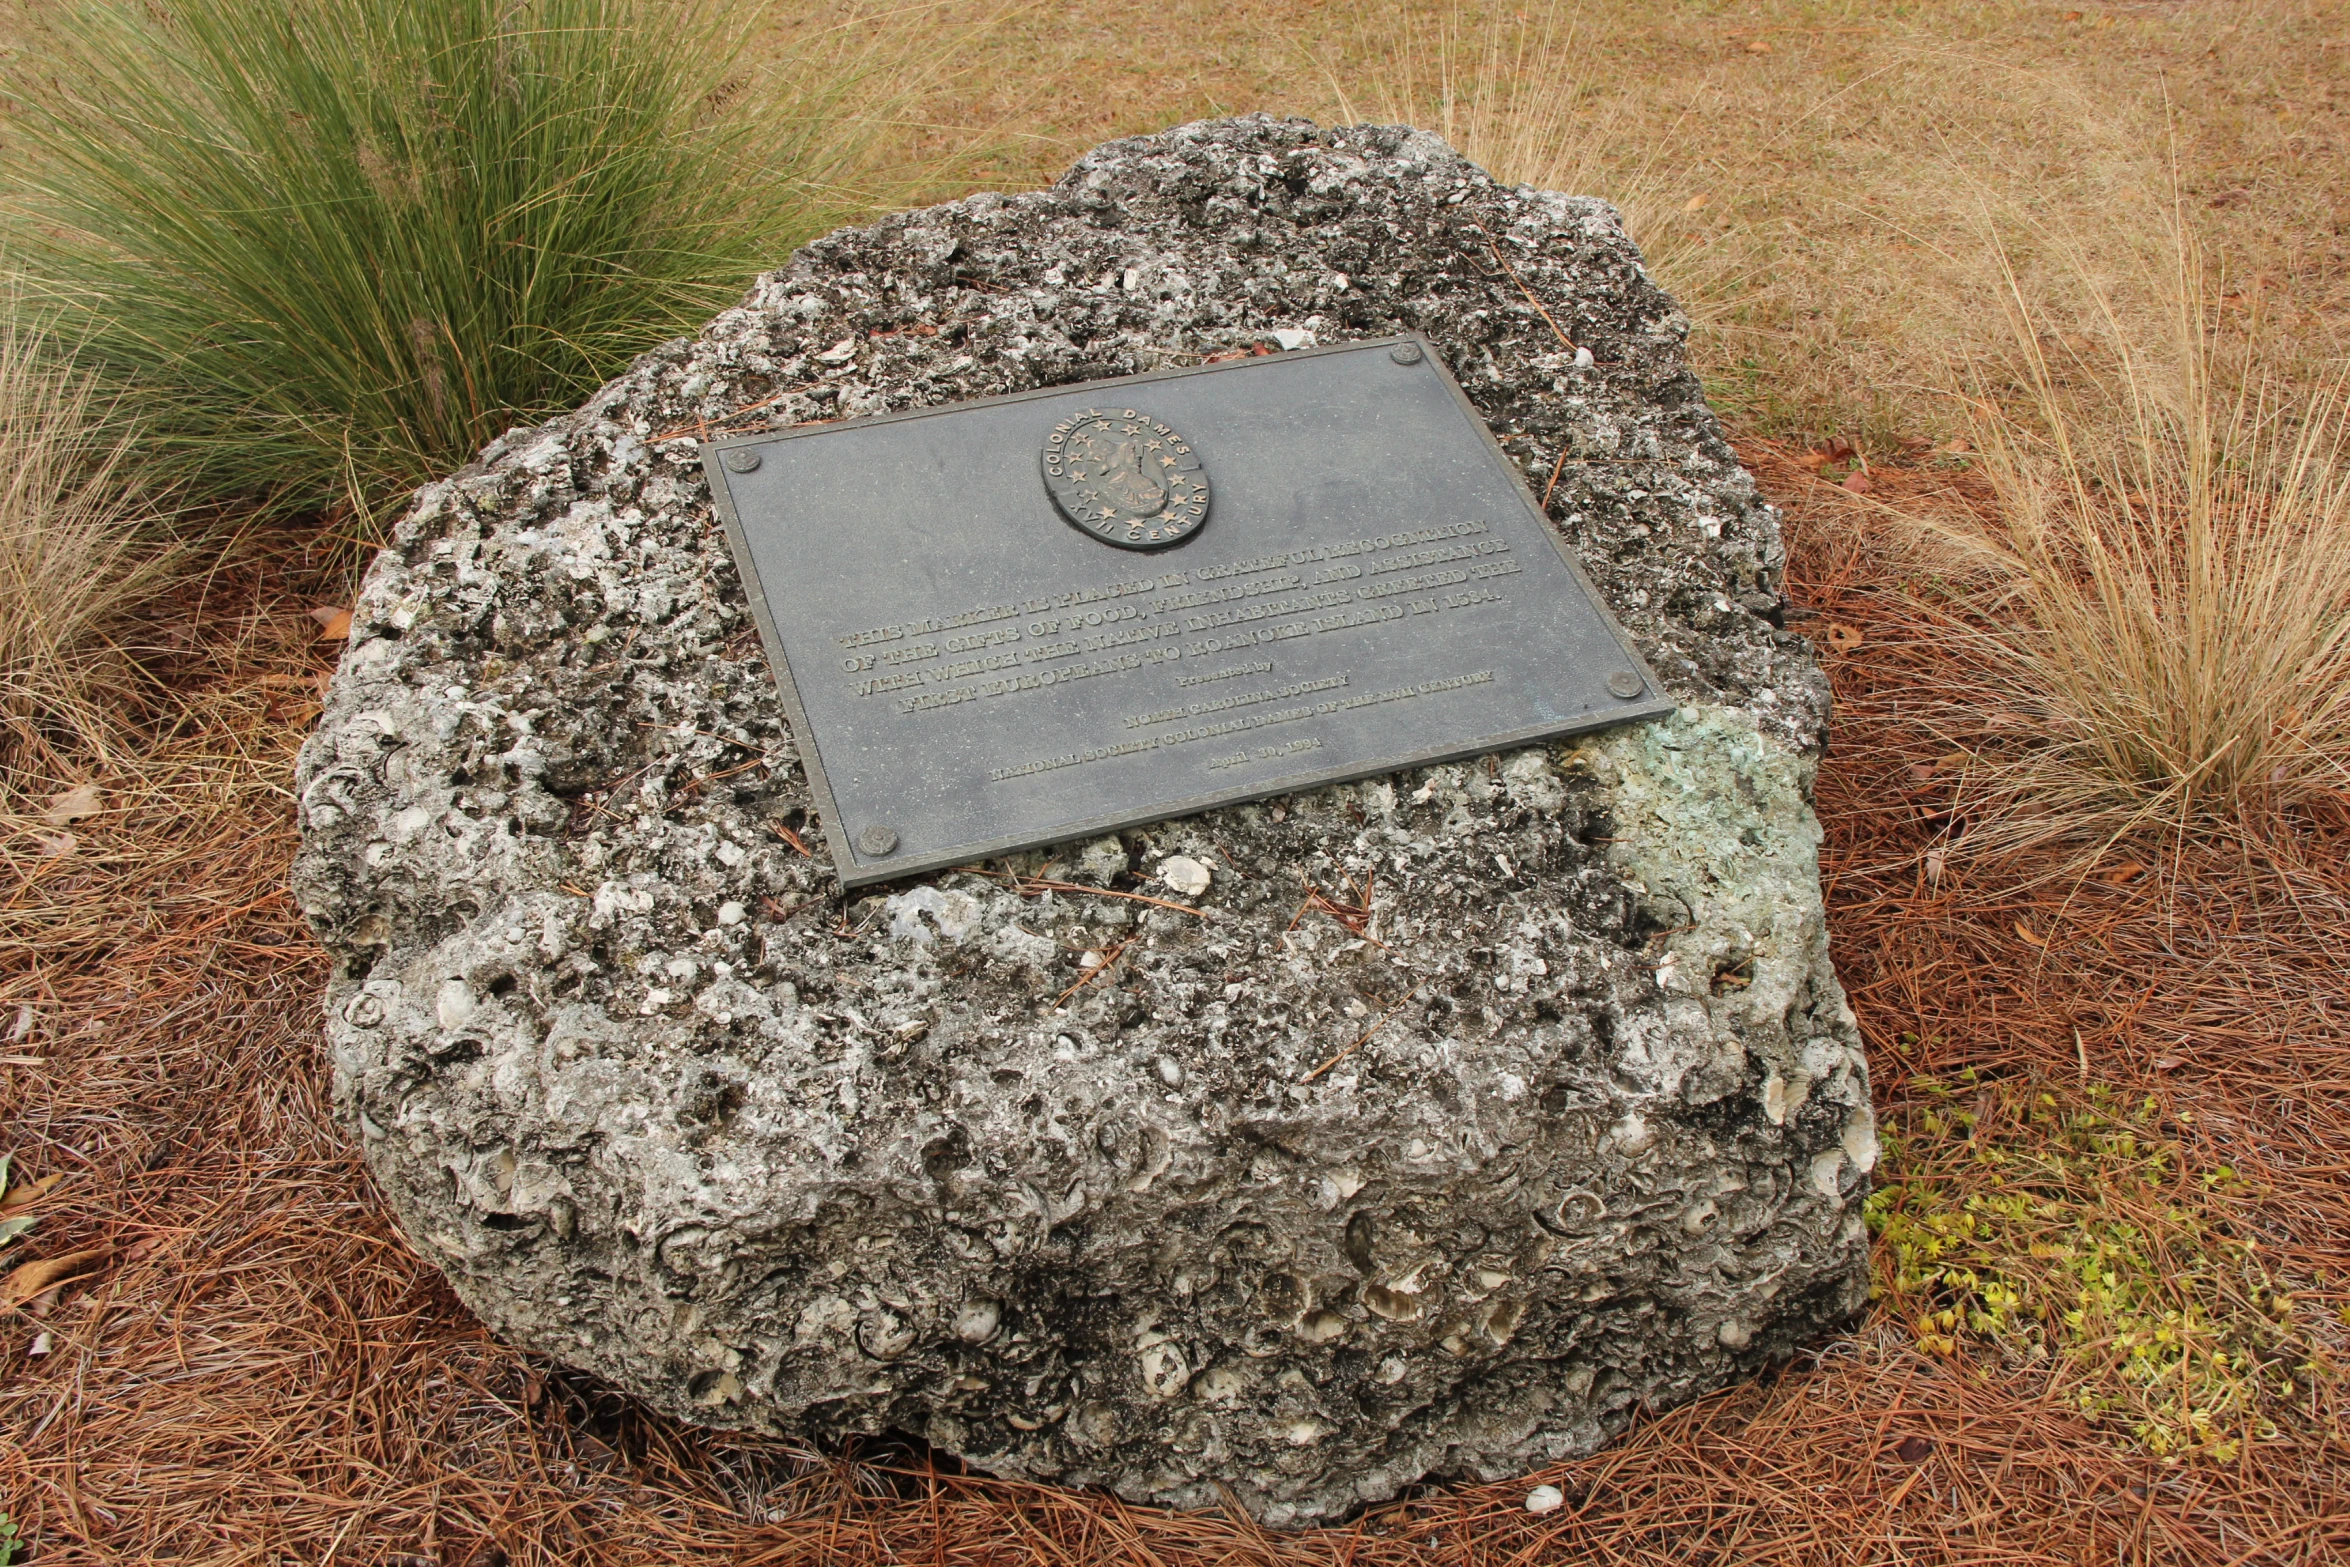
[
  {"x1": 1606, "y1": 670, "x2": 1646, "y2": 699},
  {"x1": 1389, "y1": 341, "x2": 1424, "y2": 365},
  {"x1": 721, "y1": 447, "x2": 762, "y2": 473},
  {"x1": 856, "y1": 825, "x2": 899, "y2": 857}
]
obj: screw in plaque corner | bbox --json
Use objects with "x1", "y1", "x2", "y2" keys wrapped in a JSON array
[
  {"x1": 1389, "y1": 341, "x2": 1424, "y2": 365},
  {"x1": 856, "y1": 825, "x2": 900, "y2": 857},
  {"x1": 722, "y1": 447, "x2": 762, "y2": 473},
  {"x1": 1607, "y1": 670, "x2": 1646, "y2": 699}
]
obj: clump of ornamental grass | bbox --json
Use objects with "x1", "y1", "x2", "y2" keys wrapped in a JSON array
[
  {"x1": 1922, "y1": 226, "x2": 2350, "y2": 862},
  {"x1": 0, "y1": 302, "x2": 175, "y2": 771},
  {"x1": 3, "y1": 0, "x2": 957, "y2": 529},
  {"x1": 1322, "y1": 6, "x2": 1729, "y2": 320}
]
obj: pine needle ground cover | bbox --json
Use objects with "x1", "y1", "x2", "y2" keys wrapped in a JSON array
[
  {"x1": 3, "y1": 1, "x2": 2347, "y2": 1562},
  {"x1": 2, "y1": 453, "x2": 2343, "y2": 1565}
]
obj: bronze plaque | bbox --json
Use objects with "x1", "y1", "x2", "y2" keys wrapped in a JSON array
[{"x1": 703, "y1": 336, "x2": 1670, "y2": 887}]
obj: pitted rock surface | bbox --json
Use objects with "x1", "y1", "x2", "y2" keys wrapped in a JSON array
[{"x1": 293, "y1": 116, "x2": 1872, "y2": 1525}]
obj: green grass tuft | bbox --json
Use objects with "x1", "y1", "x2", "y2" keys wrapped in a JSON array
[{"x1": 4, "y1": 0, "x2": 917, "y2": 526}]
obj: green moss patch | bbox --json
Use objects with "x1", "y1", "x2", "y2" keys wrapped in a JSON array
[{"x1": 1866, "y1": 1078, "x2": 2320, "y2": 1462}]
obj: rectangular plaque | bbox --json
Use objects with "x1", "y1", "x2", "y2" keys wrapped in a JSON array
[{"x1": 703, "y1": 335, "x2": 1672, "y2": 887}]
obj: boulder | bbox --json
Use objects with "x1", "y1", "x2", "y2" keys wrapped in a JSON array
[{"x1": 292, "y1": 116, "x2": 1872, "y2": 1525}]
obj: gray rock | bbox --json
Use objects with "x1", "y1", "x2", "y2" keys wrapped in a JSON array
[{"x1": 292, "y1": 116, "x2": 1870, "y2": 1526}]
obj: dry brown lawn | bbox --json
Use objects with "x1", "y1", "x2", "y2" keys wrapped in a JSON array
[{"x1": 3, "y1": 2, "x2": 2347, "y2": 1562}]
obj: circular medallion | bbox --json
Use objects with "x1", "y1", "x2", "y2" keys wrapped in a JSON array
[{"x1": 1041, "y1": 407, "x2": 1211, "y2": 550}]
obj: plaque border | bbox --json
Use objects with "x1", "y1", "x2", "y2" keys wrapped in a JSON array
[{"x1": 701, "y1": 334, "x2": 1676, "y2": 889}]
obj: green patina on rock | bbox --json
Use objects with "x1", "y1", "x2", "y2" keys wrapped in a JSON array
[{"x1": 1582, "y1": 705, "x2": 1871, "y2": 1170}]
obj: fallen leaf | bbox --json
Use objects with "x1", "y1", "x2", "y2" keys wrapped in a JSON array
[
  {"x1": 1682, "y1": 192, "x2": 1710, "y2": 213},
  {"x1": 313, "y1": 607, "x2": 354, "y2": 640},
  {"x1": 43, "y1": 784, "x2": 102, "y2": 826},
  {"x1": 2, "y1": 1173, "x2": 62, "y2": 1213},
  {"x1": 1824, "y1": 623, "x2": 1864, "y2": 653},
  {"x1": 1794, "y1": 448, "x2": 1830, "y2": 472},
  {"x1": 2097, "y1": 860, "x2": 2148, "y2": 884},
  {"x1": 1939, "y1": 437, "x2": 1973, "y2": 455},
  {"x1": 1842, "y1": 470, "x2": 1872, "y2": 494},
  {"x1": 1744, "y1": 39, "x2": 1771, "y2": 54},
  {"x1": 1935, "y1": 750, "x2": 1973, "y2": 772},
  {"x1": 2014, "y1": 920, "x2": 2048, "y2": 947},
  {"x1": 1823, "y1": 436, "x2": 1856, "y2": 462},
  {"x1": 1923, "y1": 847, "x2": 1946, "y2": 884},
  {"x1": 1894, "y1": 1434, "x2": 1934, "y2": 1463},
  {"x1": 2152, "y1": 1054, "x2": 2186, "y2": 1073},
  {"x1": 3, "y1": 1245, "x2": 110, "y2": 1309},
  {"x1": 36, "y1": 832, "x2": 77, "y2": 858}
]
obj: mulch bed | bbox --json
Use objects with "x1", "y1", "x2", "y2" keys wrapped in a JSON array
[{"x1": 2, "y1": 451, "x2": 2344, "y2": 1564}]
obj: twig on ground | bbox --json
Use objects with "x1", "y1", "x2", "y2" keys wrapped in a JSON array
[
  {"x1": 1290, "y1": 868, "x2": 1385, "y2": 947},
  {"x1": 649, "y1": 382, "x2": 818, "y2": 445},
  {"x1": 1470, "y1": 215, "x2": 1580, "y2": 356},
  {"x1": 960, "y1": 867, "x2": 1208, "y2": 919},
  {"x1": 1301, "y1": 989, "x2": 1420, "y2": 1083},
  {"x1": 1052, "y1": 936, "x2": 1136, "y2": 1007}
]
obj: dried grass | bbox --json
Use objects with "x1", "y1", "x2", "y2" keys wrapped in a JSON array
[
  {"x1": 0, "y1": 302, "x2": 175, "y2": 774},
  {"x1": 1895, "y1": 222, "x2": 2350, "y2": 863},
  {"x1": 1319, "y1": 7, "x2": 1734, "y2": 326},
  {"x1": 895, "y1": 0, "x2": 2349, "y2": 447}
]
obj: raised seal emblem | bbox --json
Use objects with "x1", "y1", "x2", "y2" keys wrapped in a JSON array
[{"x1": 1041, "y1": 407, "x2": 1211, "y2": 550}]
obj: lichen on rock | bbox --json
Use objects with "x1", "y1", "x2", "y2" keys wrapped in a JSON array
[{"x1": 292, "y1": 115, "x2": 1870, "y2": 1525}]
